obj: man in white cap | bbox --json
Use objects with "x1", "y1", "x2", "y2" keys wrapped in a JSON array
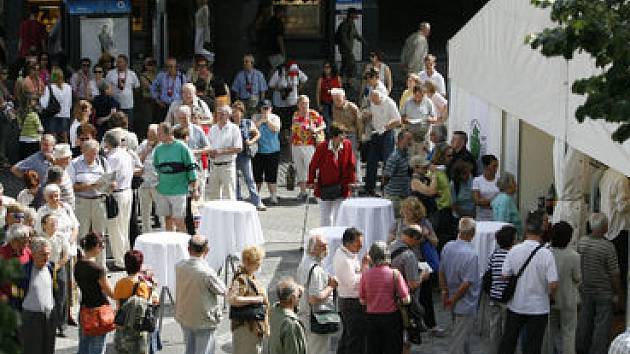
[
  {"x1": 331, "y1": 88, "x2": 362, "y2": 180},
  {"x1": 52, "y1": 143, "x2": 75, "y2": 208},
  {"x1": 207, "y1": 105, "x2": 242, "y2": 200}
]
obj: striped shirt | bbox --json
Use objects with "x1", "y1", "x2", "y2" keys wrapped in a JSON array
[
  {"x1": 383, "y1": 147, "x2": 411, "y2": 197},
  {"x1": 486, "y1": 248, "x2": 509, "y2": 301},
  {"x1": 577, "y1": 234, "x2": 619, "y2": 296}
]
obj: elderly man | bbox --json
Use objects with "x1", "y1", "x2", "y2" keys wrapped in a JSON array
[
  {"x1": 498, "y1": 211, "x2": 558, "y2": 354},
  {"x1": 151, "y1": 57, "x2": 185, "y2": 122},
  {"x1": 175, "y1": 235, "x2": 226, "y2": 354},
  {"x1": 153, "y1": 123, "x2": 197, "y2": 232},
  {"x1": 419, "y1": 54, "x2": 446, "y2": 96},
  {"x1": 297, "y1": 234, "x2": 339, "y2": 354},
  {"x1": 364, "y1": 90, "x2": 401, "y2": 196},
  {"x1": 174, "y1": 105, "x2": 210, "y2": 199},
  {"x1": 137, "y1": 124, "x2": 161, "y2": 233},
  {"x1": 332, "y1": 227, "x2": 369, "y2": 354},
  {"x1": 401, "y1": 22, "x2": 431, "y2": 75},
  {"x1": 331, "y1": 88, "x2": 363, "y2": 180},
  {"x1": 11, "y1": 134, "x2": 55, "y2": 185},
  {"x1": 165, "y1": 82, "x2": 213, "y2": 126},
  {"x1": 105, "y1": 55, "x2": 139, "y2": 129},
  {"x1": 103, "y1": 130, "x2": 138, "y2": 270},
  {"x1": 383, "y1": 130, "x2": 413, "y2": 219},
  {"x1": 52, "y1": 143, "x2": 75, "y2": 208},
  {"x1": 576, "y1": 213, "x2": 621, "y2": 354},
  {"x1": 231, "y1": 54, "x2": 268, "y2": 115},
  {"x1": 208, "y1": 105, "x2": 242, "y2": 200},
  {"x1": 439, "y1": 217, "x2": 480, "y2": 354},
  {"x1": 269, "y1": 277, "x2": 307, "y2": 354},
  {"x1": 400, "y1": 84, "x2": 436, "y2": 156},
  {"x1": 19, "y1": 237, "x2": 56, "y2": 354}
]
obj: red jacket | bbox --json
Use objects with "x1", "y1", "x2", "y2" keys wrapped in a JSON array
[{"x1": 308, "y1": 139, "x2": 356, "y2": 198}]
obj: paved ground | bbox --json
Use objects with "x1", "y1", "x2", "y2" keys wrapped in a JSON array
[{"x1": 1, "y1": 166, "x2": 492, "y2": 354}]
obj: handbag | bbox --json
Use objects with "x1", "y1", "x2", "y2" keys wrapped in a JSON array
[
  {"x1": 499, "y1": 244, "x2": 543, "y2": 303},
  {"x1": 392, "y1": 269, "x2": 424, "y2": 344},
  {"x1": 41, "y1": 84, "x2": 61, "y2": 120},
  {"x1": 229, "y1": 276, "x2": 266, "y2": 321},
  {"x1": 319, "y1": 154, "x2": 344, "y2": 201},
  {"x1": 80, "y1": 304, "x2": 116, "y2": 336},
  {"x1": 99, "y1": 155, "x2": 119, "y2": 219},
  {"x1": 307, "y1": 264, "x2": 340, "y2": 334}
]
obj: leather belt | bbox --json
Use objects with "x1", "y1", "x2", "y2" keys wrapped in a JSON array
[
  {"x1": 213, "y1": 161, "x2": 231, "y2": 166},
  {"x1": 113, "y1": 188, "x2": 129, "y2": 193}
]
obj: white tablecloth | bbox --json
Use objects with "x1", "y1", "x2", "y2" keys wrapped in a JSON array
[
  {"x1": 134, "y1": 232, "x2": 190, "y2": 300},
  {"x1": 198, "y1": 201, "x2": 265, "y2": 270},
  {"x1": 302, "y1": 226, "x2": 346, "y2": 275},
  {"x1": 335, "y1": 198, "x2": 395, "y2": 251},
  {"x1": 471, "y1": 221, "x2": 509, "y2": 276}
]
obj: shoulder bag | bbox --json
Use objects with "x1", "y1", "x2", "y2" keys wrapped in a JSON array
[
  {"x1": 80, "y1": 303, "x2": 116, "y2": 336},
  {"x1": 228, "y1": 274, "x2": 266, "y2": 321},
  {"x1": 99, "y1": 155, "x2": 119, "y2": 219},
  {"x1": 499, "y1": 244, "x2": 543, "y2": 303},
  {"x1": 307, "y1": 264, "x2": 341, "y2": 334},
  {"x1": 41, "y1": 84, "x2": 61, "y2": 120}
]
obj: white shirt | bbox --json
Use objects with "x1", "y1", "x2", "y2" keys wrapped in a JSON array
[
  {"x1": 35, "y1": 202, "x2": 79, "y2": 257},
  {"x1": 208, "y1": 121, "x2": 242, "y2": 163},
  {"x1": 369, "y1": 95, "x2": 401, "y2": 134},
  {"x1": 22, "y1": 265, "x2": 54, "y2": 315},
  {"x1": 599, "y1": 168, "x2": 630, "y2": 240},
  {"x1": 138, "y1": 140, "x2": 159, "y2": 188},
  {"x1": 106, "y1": 69, "x2": 140, "y2": 109},
  {"x1": 472, "y1": 175, "x2": 499, "y2": 221},
  {"x1": 269, "y1": 68, "x2": 308, "y2": 107},
  {"x1": 0, "y1": 195, "x2": 16, "y2": 230},
  {"x1": 106, "y1": 148, "x2": 135, "y2": 190},
  {"x1": 332, "y1": 246, "x2": 361, "y2": 298},
  {"x1": 297, "y1": 255, "x2": 335, "y2": 315},
  {"x1": 165, "y1": 96, "x2": 213, "y2": 126},
  {"x1": 68, "y1": 155, "x2": 109, "y2": 198},
  {"x1": 502, "y1": 240, "x2": 558, "y2": 315},
  {"x1": 43, "y1": 232, "x2": 70, "y2": 264},
  {"x1": 419, "y1": 70, "x2": 446, "y2": 96},
  {"x1": 40, "y1": 83, "x2": 73, "y2": 118},
  {"x1": 69, "y1": 119, "x2": 81, "y2": 148},
  {"x1": 430, "y1": 92, "x2": 448, "y2": 120}
]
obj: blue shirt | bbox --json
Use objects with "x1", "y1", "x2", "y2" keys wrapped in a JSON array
[
  {"x1": 439, "y1": 239, "x2": 480, "y2": 315},
  {"x1": 491, "y1": 192, "x2": 523, "y2": 236},
  {"x1": 254, "y1": 113, "x2": 280, "y2": 154},
  {"x1": 383, "y1": 148, "x2": 410, "y2": 197},
  {"x1": 231, "y1": 69, "x2": 268, "y2": 100},
  {"x1": 150, "y1": 71, "x2": 185, "y2": 105},
  {"x1": 15, "y1": 151, "x2": 52, "y2": 186}
]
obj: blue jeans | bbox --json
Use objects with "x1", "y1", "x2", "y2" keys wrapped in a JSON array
[
  {"x1": 236, "y1": 156, "x2": 262, "y2": 206},
  {"x1": 77, "y1": 331, "x2": 106, "y2": 354},
  {"x1": 365, "y1": 130, "x2": 394, "y2": 191},
  {"x1": 181, "y1": 326, "x2": 216, "y2": 354}
]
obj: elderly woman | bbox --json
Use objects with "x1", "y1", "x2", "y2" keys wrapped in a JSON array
[
  {"x1": 114, "y1": 250, "x2": 152, "y2": 354},
  {"x1": 360, "y1": 241, "x2": 411, "y2": 354},
  {"x1": 427, "y1": 124, "x2": 448, "y2": 161},
  {"x1": 228, "y1": 245, "x2": 269, "y2": 354},
  {"x1": 547, "y1": 222, "x2": 580, "y2": 354},
  {"x1": 472, "y1": 155, "x2": 499, "y2": 221},
  {"x1": 491, "y1": 172, "x2": 523, "y2": 237},
  {"x1": 307, "y1": 125, "x2": 356, "y2": 226},
  {"x1": 35, "y1": 184, "x2": 79, "y2": 252},
  {"x1": 75, "y1": 233, "x2": 115, "y2": 354}
]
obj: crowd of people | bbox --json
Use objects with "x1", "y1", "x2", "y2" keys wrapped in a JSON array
[{"x1": 0, "y1": 5, "x2": 629, "y2": 354}]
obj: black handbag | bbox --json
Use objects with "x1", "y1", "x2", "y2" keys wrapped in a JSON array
[
  {"x1": 104, "y1": 194, "x2": 119, "y2": 219},
  {"x1": 499, "y1": 245, "x2": 543, "y2": 303},
  {"x1": 307, "y1": 264, "x2": 340, "y2": 334},
  {"x1": 41, "y1": 84, "x2": 61, "y2": 120},
  {"x1": 229, "y1": 276, "x2": 266, "y2": 321}
]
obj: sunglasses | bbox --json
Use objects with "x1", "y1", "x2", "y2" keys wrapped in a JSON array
[
  {"x1": 94, "y1": 70, "x2": 103, "y2": 74},
  {"x1": 11, "y1": 213, "x2": 25, "y2": 219}
]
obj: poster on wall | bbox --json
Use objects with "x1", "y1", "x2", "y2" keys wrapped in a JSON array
[
  {"x1": 80, "y1": 17, "x2": 129, "y2": 65},
  {"x1": 466, "y1": 95, "x2": 490, "y2": 162},
  {"x1": 334, "y1": 0, "x2": 362, "y2": 62}
]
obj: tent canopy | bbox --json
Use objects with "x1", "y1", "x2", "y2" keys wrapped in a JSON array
[{"x1": 448, "y1": 0, "x2": 630, "y2": 176}]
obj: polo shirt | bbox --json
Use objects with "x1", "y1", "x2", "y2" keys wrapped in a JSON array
[
  {"x1": 383, "y1": 147, "x2": 411, "y2": 197},
  {"x1": 577, "y1": 234, "x2": 619, "y2": 296},
  {"x1": 208, "y1": 121, "x2": 242, "y2": 163},
  {"x1": 502, "y1": 240, "x2": 558, "y2": 315},
  {"x1": 359, "y1": 265, "x2": 409, "y2": 314},
  {"x1": 68, "y1": 155, "x2": 109, "y2": 198},
  {"x1": 153, "y1": 140, "x2": 196, "y2": 196},
  {"x1": 439, "y1": 239, "x2": 480, "y2": 315},
  {"x1": 14, "y1": 151, "x2": 52, "y2": 186}
]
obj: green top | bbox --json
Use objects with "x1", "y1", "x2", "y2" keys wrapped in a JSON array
[
  {"x1": 268, "y1": 304, "x2": 307, "y2": 354},
  {"x1": 153, "y1": 140, "x2": 197, "y2": 196},
  {"x1": 19, "y1": 112, "x2": 43, "y2": 139},
  {"x1": 434, "y1": 170, "x2": 452, "y2": 210}
]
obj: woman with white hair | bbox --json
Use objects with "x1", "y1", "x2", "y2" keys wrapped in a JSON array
[
  {"x1": 35, "y1": 184, "x2": 79, "y2": 259},
  {"x1": 491, "y1": 172, "x2": 523, "y2": 237}
]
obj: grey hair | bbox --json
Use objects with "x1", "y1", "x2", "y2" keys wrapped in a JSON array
[
  {"x1": 368, "y1": 241, "x2": 390, "y2": 266},
  {"x1": 182, "y1": 83, "x2": 196, "y2": 94},
  {"x1": 7, "y1": 224, "x2": 30, "y2": 242},
  {"x1": 30, "y1": 237, "x2": 50, "y2": 254},
  {"x1": 307, "y1": 235, "x2": 322, "y2": 255},
  {"x1": 177, "y1": 105, "x2": 192, "y2": 117},
  {"x1": 43, "y1": 183, "x2": 61, "y2": 198},
  {"x1": 24, "y1": 207, "x2": 37, "y2": 225},
  {"x1": 82, "y1": 138, "x2": 100, "y2": 152},
  {"x1": 497, "y1": 172, "x2": 516, "y2": 192},
  {"x1": 276, "y1": 276, "x2": 299, "y2": 302},
  {"x1": 589, "y1": 213, "x2": 608, "y2": 233},
  {"x1": 458, "y1": 217, "x2": 476, "y2": 236},
  {"x1": 430, "y1": 124, "x2": 448, "y2": 143},
  {"x1": 103, "y1": 129, "x2": 122, "y2": 148},
  {"x1": 217, "y1": 105, "x2": 232, "y2": 115}
]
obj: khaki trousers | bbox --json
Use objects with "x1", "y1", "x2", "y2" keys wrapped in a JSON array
[
  {"x1": 75, "y1": 196, "x2": 107, "y2": 268},
  {"x1": 208, "y1": 163, "x2": 236, "y2": 200},
  {"x1": 106, "y1": 189, "x2": 132, "y2": 268}
]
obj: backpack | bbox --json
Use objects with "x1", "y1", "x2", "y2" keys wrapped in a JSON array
[{"x1": 114, "y1": 281, "x2": 156, "y2": 332}]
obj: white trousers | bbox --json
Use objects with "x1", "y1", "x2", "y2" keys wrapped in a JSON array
[
  {"x1": 319, "y1": 199, "x2": 342, "y2": 227},
  {"x1": 291, "y1": 145, "x2": 315, "y2": 183},
  {"x1": 208, "y1": 164, "x2": 236, "y2": 200},
  {"x1": 75, "y1": 196, "x2": 107, "y2": 269},
  {"x1": 106, "y1": 189, "x2": 132, "y2": 268},
  {"x1": 139, "y1": 187, "x2": 161, "y2": 233}
]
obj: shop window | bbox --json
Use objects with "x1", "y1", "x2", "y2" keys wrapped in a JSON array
[{"x1": 273, "y1": 0, "x2": 323, "y2": 38}]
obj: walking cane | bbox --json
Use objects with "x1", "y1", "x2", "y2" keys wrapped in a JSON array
[{"x1": 300, "y1": 188, "x2": 311, "y2": 251}]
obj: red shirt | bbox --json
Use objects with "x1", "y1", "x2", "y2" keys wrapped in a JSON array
[
  {"x1": 307, "y1": 139, "x2": 356, "y2": 198},
  {"x1": 319, "y1": 76, "x2": 341, "y2": 104},
  {"x1": 18, "y1": 19, "x2": 47, "y2": 57},
  {"x1": 0, "y1": 243, "x2": 32, "y2": 265},
  {"x1": 359, "y1": 265, "x2": 409, "y2": 314}
]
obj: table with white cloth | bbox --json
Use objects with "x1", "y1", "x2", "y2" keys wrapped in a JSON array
[
  {"x1": 302, "y1": 226, "x2": 347, "y2": 275},
  {"x1": 134, "y1": 232, "x2": 190, "y2": 301},
  {"x1": 335, "y1": 197, "x2": 395, "y2": 251},
  {"x1": 198, "y1": 200, "x2": 265, "y2": 270}
]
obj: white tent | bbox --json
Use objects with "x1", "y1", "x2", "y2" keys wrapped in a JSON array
[{"x1": 447, "y1": 0, "x2": 630, "y2": 178}]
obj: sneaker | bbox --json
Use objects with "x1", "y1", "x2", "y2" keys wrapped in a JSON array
[
  {"x1": 428, "y1": 326, "x2": 446, "y2": 337},
  {"x1": 256, "y1": 203, "x2": 267, "y2": 211},
  {"x1": 269, "y1": 195, "x2": 279, "y2": 205}
]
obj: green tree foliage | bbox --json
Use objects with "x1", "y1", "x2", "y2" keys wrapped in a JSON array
[
  {"x1": 528, "y1": 0, "x2": 630, "y2": 142},
  {"x1": 0, "y1": 258, "x2": 23, "y2": 354}
]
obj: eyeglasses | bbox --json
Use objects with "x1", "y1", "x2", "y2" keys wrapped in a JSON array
[
  {"x1": 94, "y1": 70, "x2": 103, "y2": 74},
  {"x1": 10, "y1": 212, "x2": 25, "y2": 219}
]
